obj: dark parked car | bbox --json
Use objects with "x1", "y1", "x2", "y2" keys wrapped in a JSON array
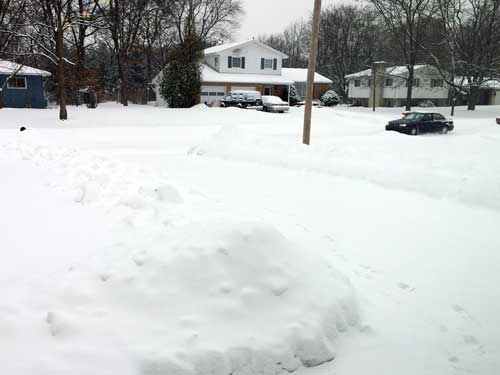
[
  {"x1": 496, "y1": 116, "x2": 500, "y2": 125},
  {"x1": 386, "y1": 112, "x2": 454, "y2": 135}
]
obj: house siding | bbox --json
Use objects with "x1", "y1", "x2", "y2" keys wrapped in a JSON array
[
  {"x1": 208, "y1": 43, "x2": 283, "y2": 76},
  {"x1": 0, "y1": 75, "x2": 48, "y2": 108}
]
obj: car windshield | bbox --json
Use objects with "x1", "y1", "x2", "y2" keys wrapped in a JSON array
[{"x1": 405, "y1": 113, "x2": 424, "y2": 120}]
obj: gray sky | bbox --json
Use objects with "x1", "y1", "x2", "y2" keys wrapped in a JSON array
[{"x1": 238, "y1": 0, "x2": 340, "y2": 40}]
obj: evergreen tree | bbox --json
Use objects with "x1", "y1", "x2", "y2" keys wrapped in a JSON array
[
  {"x1": 160, "y1": 34, "x2": 203, "y2": 108},
  {"x1": 289, "y1": 84, "x2": 300, "y2": 105},
  {"x1": 281, "y1": 84, "x2": 300, "y2": 106},
  {"x1": 321, "y1": 90, "x2": 341, "y2": 106}
]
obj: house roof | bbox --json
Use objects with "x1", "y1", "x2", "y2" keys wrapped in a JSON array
[
  {"x1": 152, "y1": 64, "x2": 332, "y2": 86},
  {"x1": 479, "y1": 79, "x2": 500, "y2": 90},
  {"x1": 282, "y1": 68, "x2": 332, "y2": 84},
  {"x1": 345, "y1": 64, "x2": 429, "y2": 79},
  {"x1": 204, "y1": 40, "x2": 289, "y2": 58},
  {"x1": 0, "y1": 60, "x2": 51, "y2": 76},
  {"x1": 201, "y1": 64, "x2": 294, "y2": 85}
]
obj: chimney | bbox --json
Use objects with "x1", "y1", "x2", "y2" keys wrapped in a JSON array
[{"x1": 369, "y1": 61, "x2": 386, "y2": 108}]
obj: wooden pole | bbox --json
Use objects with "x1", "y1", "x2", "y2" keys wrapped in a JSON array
[{"x1": 303, "y1": 0, "x2": 322, "y2": 145}]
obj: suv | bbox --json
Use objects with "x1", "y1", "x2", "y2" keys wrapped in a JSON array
[
  {"x1": 386, "y1": 112, "x2": 454, "y2": 135},
  {"x1": 221, "y1": 90, "x2": 262, "y2": 108}
]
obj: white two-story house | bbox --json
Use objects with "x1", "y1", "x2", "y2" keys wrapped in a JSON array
[
  {"x1": 153, "y1": 39, "x2": 332, "y2": 107},
  {"x1": 345, "y1": 63, "x2": 451, "y2": 107}
]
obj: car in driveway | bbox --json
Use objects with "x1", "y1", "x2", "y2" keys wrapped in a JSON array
[
  {"x1": 261, "y1": 95, "x2": 290, "y2": 113},
  {"x1": 386, "y1": 112, "x2": 454, "y2": 135}
]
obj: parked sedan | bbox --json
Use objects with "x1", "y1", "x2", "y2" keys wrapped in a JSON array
[
  {"x1": 261, "y1": 96, "x2": 290, "y2": 113},
  {"x1": 386, "y1": 112, "x2": 454, "y2": 135}
]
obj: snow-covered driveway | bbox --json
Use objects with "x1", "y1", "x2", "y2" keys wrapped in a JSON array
[{"x1": 1, "y1": 103, "x2": 499, "y2": 375}]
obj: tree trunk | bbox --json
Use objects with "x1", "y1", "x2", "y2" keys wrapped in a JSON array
[
  {"x1": 57, "y1": 26, "x2": 68, "y2": 120},
  {"x1": 405, "y1": 65, "x2": 414, "y2": 111},
  {"x1": 117, "y1": 50, "x2": 128, "y2": 106},
  {"x1": 468, "y1": 84, "x2": 479, "y2": 111}
]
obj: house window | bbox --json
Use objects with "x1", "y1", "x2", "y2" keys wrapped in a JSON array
[
  {"x1": 431, "y1": 79, "x2": 444, "y2": 87},
  {"x1": 354, "y1": 80, "x2": 361, "y2": 87},
  {"x1": 263, "y1": 59, "x2": 273, "y2": 69},
  {"x1": 7, "y1": 77, "x2": 27, "y2": 89},
  {"x1": 368, "y1": 79, "x2": 372, "y2": 87},
  {"x1": 406, "y1": 78, "x2": 420, "y2": 87},
  {"x1": 385, "y1": 78, "x2": 393, "y2": 87},
  {"x1": 214, "y1": 57, "x2": 219, "y2": 68},
  {"x1": 232, "y1": 57, "x2": 241, "y2": 68}
]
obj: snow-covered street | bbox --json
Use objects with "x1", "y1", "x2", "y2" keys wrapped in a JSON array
[{"x1": 1, "y1": 103, "x2": 499, "y2": 375}]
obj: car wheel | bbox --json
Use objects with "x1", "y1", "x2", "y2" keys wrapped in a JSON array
[
  {"x1": 263, "y1": 106, "x2": 268, "y2": 112},
  {"x1": 441, "y1": 126, "x2": 449, "y2": 134},
  {"x1": 410, "y1": 127, "x2": 418, "y2": 136}
]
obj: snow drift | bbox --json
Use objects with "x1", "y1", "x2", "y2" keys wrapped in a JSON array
[{"x1": 1, "y1": 132, "x2": 359, "y2": 375}]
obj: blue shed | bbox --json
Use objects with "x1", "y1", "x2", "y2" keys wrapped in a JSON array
[{"x1": 0, "y1": 60, "x2": 51, "y2": 109}]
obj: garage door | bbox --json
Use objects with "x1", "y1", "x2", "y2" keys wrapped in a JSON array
[{"x1": 200, "y1": 86, "x2": 226, "y2": 107}]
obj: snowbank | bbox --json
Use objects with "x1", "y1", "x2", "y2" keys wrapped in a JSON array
[
  {"x1": 191, "y1": 122, "x2": 500, "y2": 211},
  {"x1": 1, "y1": 132, "x2": 359, "y2": 375}
]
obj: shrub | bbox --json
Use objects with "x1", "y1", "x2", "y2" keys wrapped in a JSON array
[{"x1": 321, "y1": 90, "x2": 341, "y2": 107}]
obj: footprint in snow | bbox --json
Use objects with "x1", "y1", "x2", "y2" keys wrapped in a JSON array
[{"x1": 397, "y1": 282, "x2": 415, "y2": 292}]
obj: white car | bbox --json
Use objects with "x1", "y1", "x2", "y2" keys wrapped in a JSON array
[{"x1": 261, "y1": 96, "x2": 290, "y2": 113}]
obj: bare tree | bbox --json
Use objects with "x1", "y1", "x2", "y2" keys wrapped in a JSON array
[
  {"x1": 317, "y1": 4, "x2": 380, "y2": 100},
  {"x1": 429, "y1": 0, "x2": 500, "y2": 110},
  {"x1": 370, "y1": 0, "x2": 436, "y2": 110},
  {"x1": 259, "y1": 20, "x2": 310, "y2": 68},
  {"x1": 161, "y1": 0, "x2": 243, "y2": 44},
  {"x1": 0, "y1": 0, "x2": 27, "y2": 54},
  {"x1": 95, "y1": 0, "x2": 152, "y2": 106}
]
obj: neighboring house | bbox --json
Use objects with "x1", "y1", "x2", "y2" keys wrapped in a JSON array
[
  {"x1": 0, "y1": 60, "x2": 51, "y2": 109},
  {"x1": 152, "y1": 39, "x2": 332, "y2": 107},
  {"x1": 475, "y1": 80, "x2": 500, "y2": 105},
  {"x1": 345, "y1": 62, "x2": 450, "y2": 107}
]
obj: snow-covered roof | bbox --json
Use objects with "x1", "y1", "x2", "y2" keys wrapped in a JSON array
[
  {"x1": 152, "y1": 65, "x2": 332, "y2": 86},
  {"x1": 479, "y1": 79, "x2": 500, "y2": 90},
  {"x1": 202, "y1": 64, "x2": 294, "y2": 85},
  {"x1": 204, "y1": 40, "x2": 288, "y2": 58},
  {"x1": 0, "y1": 60, "x2": 51, "y2": 77},
  {"x1": 282, "y1": 68, "x2": 332, "y2": 84},
  {"x1": 345, "y1": 64, "x2": 429, "y2": 79}
]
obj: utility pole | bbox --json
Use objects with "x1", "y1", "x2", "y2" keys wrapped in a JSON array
[{"x1": 303, "y1": 0, "x2": 322, "y2": 145}]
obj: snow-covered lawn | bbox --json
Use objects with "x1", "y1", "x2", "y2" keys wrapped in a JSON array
[{"x1": 1, "y1": 103, "x2": 499, "y2": 375}]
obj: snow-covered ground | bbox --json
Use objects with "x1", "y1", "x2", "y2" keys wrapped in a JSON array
[{"x1": 1, "y1": 103, "x2": 499, "y2": 375}]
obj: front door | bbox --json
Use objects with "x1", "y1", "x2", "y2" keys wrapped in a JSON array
[{"x1": 264, "y1": 86, "x2": 273, "y2": 96}]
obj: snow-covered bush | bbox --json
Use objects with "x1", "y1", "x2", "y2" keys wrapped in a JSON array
[{"x1": 321, "y1": 90, "x2": 341, "y2": 107}]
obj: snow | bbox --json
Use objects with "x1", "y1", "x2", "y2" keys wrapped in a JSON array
[
  {"x1": 281, "y1": 68, "x2": 332, "y2": 84},
  {"x1": 345, "y1": 64, "x2": 429, "y2": 79},
  {"x1": 201, "y1": 64, "x2": 294, "y2": 85},
  {"x1": 1, "y1": 103, "x2": 500, "y2": 375},
  {"x1": 204, "y1": 40, "x2": 288, "y2": 58},
  {"x1": 0, "y1": 60, "x2": 51, "y2": 76}
]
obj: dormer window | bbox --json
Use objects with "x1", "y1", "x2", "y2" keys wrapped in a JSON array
[
  {"x1": 214, "y1": 56, "x2": 219, "y2": 68},
  {"x1": 261, "y1": 58, "x2": 278, "y2": 70},
  {"x1": 228, "y1": 56, "x2": 245, "y2": 69}
]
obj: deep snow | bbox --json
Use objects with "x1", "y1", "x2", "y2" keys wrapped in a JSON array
[{"x1": 1, "y1": 103, "x2": 499, "y2": 375}]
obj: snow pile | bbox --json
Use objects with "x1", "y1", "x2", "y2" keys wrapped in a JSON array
[
  {"x1": 192, "y1": 123, "x2": 500, "y2": 211},
  {"x1": 49, "y1": 221, "x2": 358, "y2": 375},
  {"x1": 2, "y1": 131, "x2": 359, "y2": 375}
]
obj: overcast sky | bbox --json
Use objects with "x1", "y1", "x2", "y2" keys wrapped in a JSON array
[{"x1": 238, "y1": 0, "x2": 340, "y2": 40}]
